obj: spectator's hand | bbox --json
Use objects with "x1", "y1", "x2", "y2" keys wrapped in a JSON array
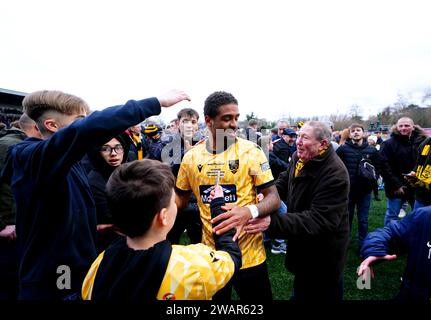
[
  {"x1": 403, "y1": 171, "x2": 418, "y2": 187},
  {"x1": 0, "y1": 225, "x2": 16, "y2": 241},
  {"x1": 157, "y1": 90, "x2": 191, "y2": 108},
  {"x1": 97, "y1": 224, "x2": 114, "y2": 232},
  {"x1": 212, "y1": 205, "x2": 252, "y2": 241},
  {"x1": 244, "y1": 215, "x2": 271, "y2": 234},
  {"x1": 208, "y1": 185, "x2": 223, "y2": 203},
  {"x1": 394, "y1": 186, "x2": 406, "y2": 196},
  {"x1": 357, "y1": 255, "x2": 397, "y2": 277},
  {"x1": 213, "y1": 184, "x2": 223, "y2": 198}
]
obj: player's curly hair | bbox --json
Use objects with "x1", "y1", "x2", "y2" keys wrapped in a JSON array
[{"x1": 204, "y1": 91, "x2": 238, "y2": 118}]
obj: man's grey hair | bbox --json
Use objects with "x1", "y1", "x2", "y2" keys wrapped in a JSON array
[
  {"x1": 277, "y1": 119, "x2": 289, "y2": 126},
  {"x1": 304, "y1": 121, "x2": 332, "y2": 141}
]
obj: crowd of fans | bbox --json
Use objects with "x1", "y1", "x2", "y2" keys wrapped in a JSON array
[{"x1": 0, "y1": 90, "x2": 430, "y2": 302}]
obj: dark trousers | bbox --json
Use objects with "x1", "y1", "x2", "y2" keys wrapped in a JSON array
[
  {"x1": 0, "y1": 240, "x2": 18, "y2": 300},
  {"x1": 212, "y1": 261, "x2": 272, "y2": 301}
]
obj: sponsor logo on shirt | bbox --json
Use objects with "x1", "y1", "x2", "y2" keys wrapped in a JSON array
[
  {"x1": 199, "y1": 184, "x2": 237, "y2": 204},
  {"x1": 261, "y1": 161, "x2": 270, "y2": 172}
]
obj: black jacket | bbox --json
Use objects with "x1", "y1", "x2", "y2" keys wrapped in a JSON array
[
  {"x1": 0, "y1": 129, "x2": 27, "y2": 230},
  {"x1": 87, "y1": 134, "x2": 131, "y2": 224},
  {"x1": 272, "y1": 138, "x2": 291, "y2": 163},
  {"x1": 267, "y1": 146, "x2": 350, "y2": 285},
  {"x1": 379, "y1": 126, "x2": 427, "y2": 199},
  {"x1": 336, "y1": 139, "x2": 381, "y2": 195},
  {"x1": 268, "y1": 151, "x2": 288, "y2": 180}
]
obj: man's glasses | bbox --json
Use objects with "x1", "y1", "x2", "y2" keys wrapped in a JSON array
[{"x1": 100, "y1": 145, "x2": 124, "y2": 155}]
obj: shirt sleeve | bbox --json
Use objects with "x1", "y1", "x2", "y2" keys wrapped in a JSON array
[
  {"x1": 249, "y1": 146, "x2": 274, "y2": 187},
  {"x1": 191, "y1": 244, "x2": 236, "y2": 299}
]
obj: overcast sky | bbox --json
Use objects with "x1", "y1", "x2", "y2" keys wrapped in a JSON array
[{"x1": 2, "y1": 0, "x2": 431, "y2": 123}]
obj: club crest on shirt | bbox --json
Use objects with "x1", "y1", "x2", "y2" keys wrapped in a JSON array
[
  {"x1": 197, "y1": 164, "x2": 203, "y2": 172},
  {"x1": 228, "y1": 159, "x2": 239, "y2": 174}
]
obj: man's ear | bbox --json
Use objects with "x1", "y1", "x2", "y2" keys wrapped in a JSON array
[
  {"x1": 204, "y1": 115, "x2": 212, "y2": 129},
  {"x1": 43, "y1": 118, "x2": 59, "y2": 134},
  {"x1": 319, "y1": 139, "x2": 329, "y2": 150}
]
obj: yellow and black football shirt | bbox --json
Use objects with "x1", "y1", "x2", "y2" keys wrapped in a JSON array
[
  {"x1": 176, "y1": 138, "x2": 274, "y2": 269},
  {"x1": 82, "y1": 243, "x2": 235, "y2": 300}
]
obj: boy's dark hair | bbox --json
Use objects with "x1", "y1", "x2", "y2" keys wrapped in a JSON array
[
  {"x1": 204, "y1": 91, "x2": 238, "y2": 118},
  {"x1": 106, "y1": 159, "x2": 175, "y2": 238},
  {"x1": 177, "y1": 108, "x2": 199, "y2": 121}
]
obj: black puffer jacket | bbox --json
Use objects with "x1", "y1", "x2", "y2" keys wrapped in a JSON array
[
  {"x1": 336, "y1": 139, "x2": 381, "y2": 195},
  {"x1": 379, "y1": 126, "x2": 427, "y2": 199}
]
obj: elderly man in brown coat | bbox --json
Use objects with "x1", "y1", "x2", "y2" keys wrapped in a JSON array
[{"x1": 240, "y1": 121, "x2": 350, "y2": 301}]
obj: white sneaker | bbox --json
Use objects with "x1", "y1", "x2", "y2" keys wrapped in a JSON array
[{"x1": 398, "y1": 208, "x2": 407, "y2": 218}]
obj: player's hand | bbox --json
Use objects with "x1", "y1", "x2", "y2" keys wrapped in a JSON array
[{"x1": 212, "y1": 205, "x2": 252, "y2": 241}]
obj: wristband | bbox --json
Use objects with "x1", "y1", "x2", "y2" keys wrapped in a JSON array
[{"x1": 247, "y1": 205, "x2": 259, "y2": 219}]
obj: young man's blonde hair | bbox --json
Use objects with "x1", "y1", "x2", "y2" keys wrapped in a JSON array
[{"x1": 22, "y1": 90, "x2": 90, "y2": 135}]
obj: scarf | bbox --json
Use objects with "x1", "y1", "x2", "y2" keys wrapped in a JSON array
[
  {"x1": 415, "y1": 137, "x2": 431, "y2": 187},
  {"x1": 295, "y1": 146, "x2": 329, "y2": 177}
]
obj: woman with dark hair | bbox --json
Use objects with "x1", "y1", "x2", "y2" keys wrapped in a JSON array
[{"x1": 87, "y1": 134, "x2": 131, "y2": 252}]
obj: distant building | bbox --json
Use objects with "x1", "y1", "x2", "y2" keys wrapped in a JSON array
[{"x1": 0, "y1": 88, "x2": 26, "y2": 128}]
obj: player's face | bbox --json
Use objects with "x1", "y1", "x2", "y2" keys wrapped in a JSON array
[{"x1": 206, "y1": 103, "x2": 239, "y2": 140}]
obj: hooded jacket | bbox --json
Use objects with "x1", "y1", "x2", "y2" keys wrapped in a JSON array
[{"x1": 87, "y1": 133, "x2": 131, "y2": 224}]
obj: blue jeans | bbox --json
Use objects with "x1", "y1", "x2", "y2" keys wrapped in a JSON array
[
  {"x1": 348, "y1": 192, "x2": 371, "y2": 248},
  {"x1": 384, "y1": 198, "x2": 414, "y2": 226},
  {"x1": 274, "y1": 201, "x2": 287, "y2": 244}
]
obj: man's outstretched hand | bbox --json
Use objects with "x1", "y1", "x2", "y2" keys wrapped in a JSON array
[{"x1": 157, "y1": 90, "x2": 191, "y2": 108}]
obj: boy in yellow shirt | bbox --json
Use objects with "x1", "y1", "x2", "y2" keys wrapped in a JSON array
[{"x1": 82, "y1": 159, "x2": 241, "y2": 300}]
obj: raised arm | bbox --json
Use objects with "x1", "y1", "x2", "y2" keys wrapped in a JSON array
[{"x1": 19, "y1": 90, "x2": 190, "y2": 185}]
